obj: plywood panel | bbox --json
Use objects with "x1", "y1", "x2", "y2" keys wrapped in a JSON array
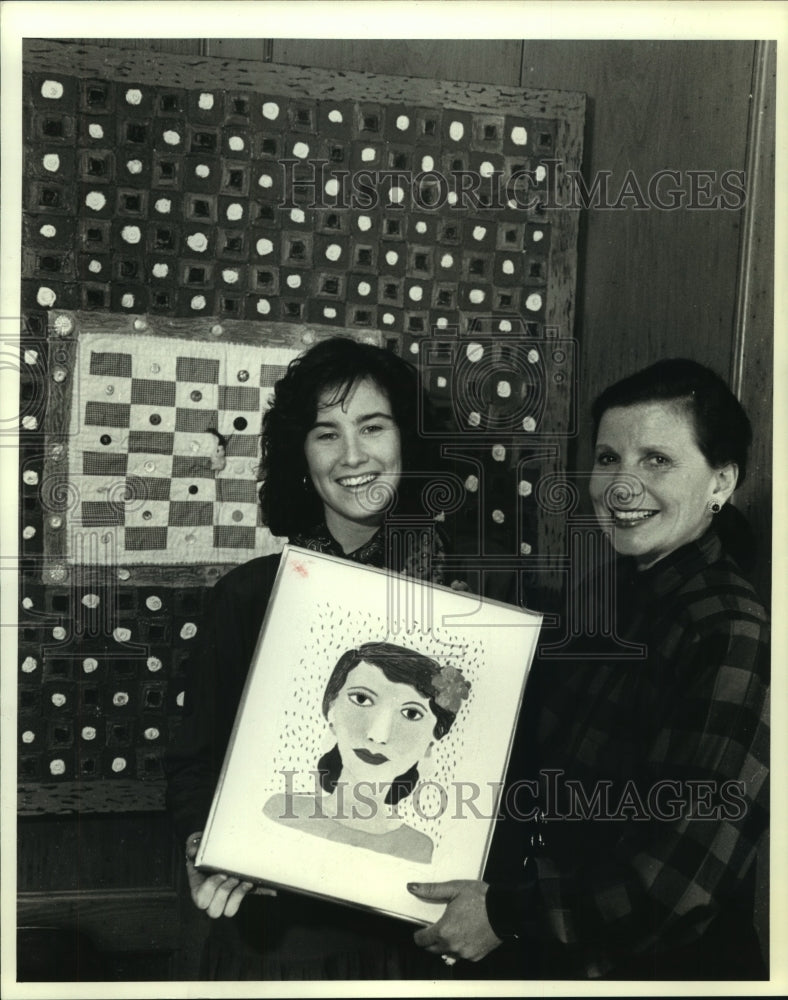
[
  {"x1": 522, "y1": 40, "x2": 754, "y2": 385},
  {"x1": 272, "y1": 38, "x2": 523, "y2": 86},
  {"x1": 18, "y1": 814, "x2": 175, "y2": 891},
  {"x1": 520, "y1": 41, "x2": 758, "y2": 483},
  {"x1": 18, "y1": 889, "x2": 180, "y2": 952},
  {"x1": 730, "y1": 42, "x2": 775, "y2": 607},
  {"x1": 204, "y1": 39, "x2": 273, "y2": 61},
  {"x1": 70, "y1": 39, "x2": 204, "y2": 55}
]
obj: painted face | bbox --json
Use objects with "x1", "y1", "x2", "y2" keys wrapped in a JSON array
[
  {"x1": 589, "y1": 401, "x2": 736, "y2": 569},
  {"x1": 326, "y1": 660, "x2": 436, "y2": 788},
  {"x1": 303, "y1": 378, "x2": 402, "y2": 545}
]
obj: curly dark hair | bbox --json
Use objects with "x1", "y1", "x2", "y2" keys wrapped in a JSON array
[{"x1": 259, "y1": 337, "x2": 443, "y2": 536}]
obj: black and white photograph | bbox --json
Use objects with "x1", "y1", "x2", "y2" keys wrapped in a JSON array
[
  {"x1": 195, "y1": 545, "x2": 540, "y2": 921},
  {"x1": 1, "y1": 0, "x2": 784, "y2": 994}
]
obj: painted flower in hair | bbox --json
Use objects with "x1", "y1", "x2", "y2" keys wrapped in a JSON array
[{"x1": 432, "y1": 664, "x2": 471, "y2": 713}]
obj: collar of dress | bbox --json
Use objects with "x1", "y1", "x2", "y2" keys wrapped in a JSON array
[{"x1": 622, "y1": 526, "x2": 722, "y2": 601}]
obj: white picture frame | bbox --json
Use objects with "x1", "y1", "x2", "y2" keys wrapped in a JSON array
[{"x1": 195, "y1": 544, "x2": 543, "y2": 925}]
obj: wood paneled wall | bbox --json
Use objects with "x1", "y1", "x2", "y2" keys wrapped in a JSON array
[
  {"x1": 518, "y1": 40, "x2": 773, "y2": 603},
  {"x1": 261, "y1": 37, "x2": 773, "y2": 604}
]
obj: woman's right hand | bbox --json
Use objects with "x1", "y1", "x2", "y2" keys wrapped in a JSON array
[{"x1": 184, "y1": 832, "x2": 275, "y2": 918}]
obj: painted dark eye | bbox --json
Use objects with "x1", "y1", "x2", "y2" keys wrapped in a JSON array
[
  {"x1": 348, "y1": 691, "x2": 373, "y2": 707},
  {"x1": 401, "y1": 706, "x2": 425, "y2": 722},
  {"x1": 595, "y1": 452, "x2": 617, "y2": 466}
]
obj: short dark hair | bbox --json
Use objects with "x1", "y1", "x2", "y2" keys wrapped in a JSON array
[
  {"x1": 321, "y1": 641, "x2": 457, "y2": 738},
  {"x1": 259, "y1": 337, "x2": 443, "y2": 536},
  {"x1": 591, "y1": 358, "x2": 752, "y2": 486},
  {"x1": 318, "y1": 641, "x2": 467, "y2": 804}
]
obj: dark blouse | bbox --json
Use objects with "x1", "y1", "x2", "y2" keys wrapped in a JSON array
[
  {"x1": 163, "y1": 527, "x2": 452, "y2": 980},
  {"x1": 483, "y1": 528, "x2": 770, "y2": 979},
  {"x1": 164, "y1": 552, "x2": 281, "y2": 845}
]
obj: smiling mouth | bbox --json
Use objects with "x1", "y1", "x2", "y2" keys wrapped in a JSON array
[
  {"x1": 353, "y1": 748, "x2": 389, "y2": 765},
  {"x1": 610, "y1": 508, "x2": 658, "y2": 526},
  {"x1": 337, "y1": 473, "x2": 378, "y2": 488}
]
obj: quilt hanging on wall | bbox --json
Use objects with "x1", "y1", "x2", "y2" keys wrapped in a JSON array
[{"x1": 18, "y1": 40, "x2": 584, "y2": 810}]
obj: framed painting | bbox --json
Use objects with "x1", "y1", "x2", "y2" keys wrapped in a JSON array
[{"x1": 196, "y1": 545, "x2": 542, "y2": 924}]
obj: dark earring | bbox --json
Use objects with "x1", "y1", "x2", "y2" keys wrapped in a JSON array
[{"x1": 708, "y1": 499, "x2": 721, "y2": 514}]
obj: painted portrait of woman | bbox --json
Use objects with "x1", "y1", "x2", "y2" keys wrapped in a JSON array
[{"x1": 264, "y1": 641, "x2": 471, "y2": 864}]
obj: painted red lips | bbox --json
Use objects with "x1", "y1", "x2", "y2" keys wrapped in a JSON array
[{"x1": 353, "y1": 747, "x2": 389, "y2": 765}]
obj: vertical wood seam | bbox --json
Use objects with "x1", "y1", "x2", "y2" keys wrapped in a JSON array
[{"x1": 730, "y1": 40, "x2": 774, "y2": 398}]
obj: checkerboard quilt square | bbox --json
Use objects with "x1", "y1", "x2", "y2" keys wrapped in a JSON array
[
  {"x1": 129, "y1": 475, "x2": 172, "y2": 502},
  {"x1": 126, "y1": 499, "x2": 172, "y2": 528},
  {"x1": 217, "y1": 421, "x2": 260, "y2": 453},
  {"x1": 171, "y1": 454, "x2": 215, "y2": 478},
  {"x1": 89, "y1": 350, "x2": 133, "y2": 379},
  {"x1": 175, "y1": 355, "x2": 221, "y2": 383},
  {"x1": 74, "y1": 473, "x2": 127, "y2": 502},
  {"x1": 170, "y1": 477, "x2": 216, "y2": 502},
  {"x1": 129, "y1": 403, "x2": 177, "y2": 434},
  {"x1": 126, "y1": 453, "x2": 174, "y2": 480},
  {"x1": 174, "y1": 407, "x2": 221, "y2": 433},
  {"x1": 82, "y1": 450, "x2": 129, "y2": 477},
  {"x1": 212, "y1": 524, "x2": 257, "y2": 549},
  {"x1": 165, "y1": 525, "x2": 215, "y2": 556},
  {"x1": 132, "y1": 351, "x2": 178, "y2": 382},
  {"x1": 220, "y1": 456, "x2": 260, "y2": 483},
  {"x1": 80, "y1": 499, "x2": 126, "y2": 527},
  {"x1": 215, "y1": 477, "x2": 258, "y2": 504},
  {"x1": 168, "y1": 500, "x2": 214, "y2": 527},
  {"x1": 218, "y1": 384, "x2": 261, "y2": 411},
  {"x1": 82, "y1": 373, "x2": 133, "y2": 405},
  {"x1": 131, "y1": 378, "x2": 177, "y2": 407},
  {"x1": 174, "y1": 380, "x2": 219, "y2": 410},
  {"x1": 172, "y1": 430, "x2": 226, "y2": 465},
  {"x1": 125, "y1": 526, "x2": 168, "y2": 551},
  {"x1": 225, "y1": 343, "x2": 299, "y2": 393},
  {"x1": 259, "y1": 362, "x2": 289, "y2": 388},
  {"x1": 214, "y1": 499, "x2": 258, "y2": 528},
  {"x1": 128, "y1": 429, "x2": 175, "y2": 454},
  {"x1": 84, "y1": 401, "x2": 131, "y2": 428},
  {"x1": 81, "y1": 429, "x2": 130, "y2": 454}
]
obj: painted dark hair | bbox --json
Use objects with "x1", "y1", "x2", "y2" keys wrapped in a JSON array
[
  {"x1": 591, "y1": 358, "x2": 756, "y2": 566},
  {"x1": 259, "y1": 337, "x2": 443, "y2": 537},
  {"x1": 318, "y1": 641, "x2": 465, "y2": 805}
]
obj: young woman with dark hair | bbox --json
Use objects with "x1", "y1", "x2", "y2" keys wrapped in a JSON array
[{"x1": 164, "y1": 336, "x2": 461, "y2": 980}]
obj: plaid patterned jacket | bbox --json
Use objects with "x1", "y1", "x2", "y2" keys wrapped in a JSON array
[{"x1": 485, "y1": 528, "x2": 770, "y2": 978}]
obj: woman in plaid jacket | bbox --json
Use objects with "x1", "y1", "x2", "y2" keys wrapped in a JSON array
[{"x1": 411, "y1": 358, "x2": 770, "y2": 981}]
